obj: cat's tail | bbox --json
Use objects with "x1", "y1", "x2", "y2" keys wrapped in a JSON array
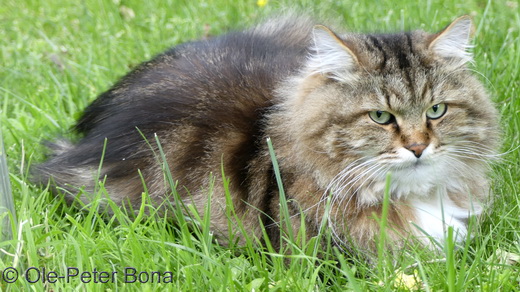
[{"x1": 31, "y1": 139, "x2": 101, "y2": 203}]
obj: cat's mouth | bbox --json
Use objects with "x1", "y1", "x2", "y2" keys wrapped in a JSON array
[
  {"x1": 412, "y1": 158, "x2": 426, "y2": 167},
  {"x1": 394, "y1": 160, "x2": 424, "y2": 172}
]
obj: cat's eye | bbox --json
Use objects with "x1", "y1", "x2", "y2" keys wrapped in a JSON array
[
  {"x1": 426, "y1": 103, "x2": 447, "y2": 119},
  {"x1": 368, "y1": 110, "x2": 394, "y2": 125}
]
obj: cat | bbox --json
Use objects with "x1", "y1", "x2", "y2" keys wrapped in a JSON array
[{"x1": 34, "y1": 14, "x2": 500, "y2": 256}]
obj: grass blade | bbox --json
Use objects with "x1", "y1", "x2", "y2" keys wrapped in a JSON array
[{"x1": 266, "y1": 137, "x2": 295, "y2": 248}]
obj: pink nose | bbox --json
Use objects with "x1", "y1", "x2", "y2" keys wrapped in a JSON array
[{"x1": 405, "y1": 143, "x2": 427, "y2": 158}]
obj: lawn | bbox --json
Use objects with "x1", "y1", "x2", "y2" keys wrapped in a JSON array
[{"x1": 1, "y1": 0, "x2": 519, "y2": 290}]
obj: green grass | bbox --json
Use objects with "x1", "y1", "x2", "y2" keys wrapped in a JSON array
[{"x1": 1, "y1": 0, "x2": 519, "y2": 290}]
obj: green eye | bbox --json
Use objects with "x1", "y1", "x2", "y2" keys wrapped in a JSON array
[
  {"x1": 426, "y1": 103, "x2": 447, "y2": 119},
  {"x1": 368, "y1": 110, "x2": 394, "y2": 125}
]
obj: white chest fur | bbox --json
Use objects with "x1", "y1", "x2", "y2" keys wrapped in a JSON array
[{"x1": 410, "y1": 191, "x2": 482, "y2": 246}]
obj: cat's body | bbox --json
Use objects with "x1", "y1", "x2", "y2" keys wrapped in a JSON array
[{"x1": 35, "y1": 15, "x2": 500, "y2": 255}]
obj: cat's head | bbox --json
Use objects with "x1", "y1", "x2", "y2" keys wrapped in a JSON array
[{"x1": 276, "y1": 16, "x2": 500, "y2": 205}]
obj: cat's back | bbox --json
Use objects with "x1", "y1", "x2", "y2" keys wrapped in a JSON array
[{"x1": 76, "y1": 16, "x2": 314, "y2": 136}]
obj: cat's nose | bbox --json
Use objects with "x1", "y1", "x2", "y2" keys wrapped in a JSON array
[{"x1": 405, "y1": 143, "x2": 427, "y2": 158}]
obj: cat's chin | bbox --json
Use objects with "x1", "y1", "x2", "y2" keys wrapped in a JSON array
[
  {"x1": 388, "y1": 163, "x2": 454, "y2": 199},
  {"x1": 353, "y1": 156, "x2": 465, "y2": 207},
  {"x1": 381, "y1": 146, "x2": 450, "y2": 197}
]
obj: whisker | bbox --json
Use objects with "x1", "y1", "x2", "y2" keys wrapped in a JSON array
[
  {"x1": 444, "y1": 152, "x2": 495, "y2": 165},
  {"x1": 280, "y1": 157, "x2": 373, "y2": 230},
  {"x1": 331, "y1": 163, "x2": 382, "y2": 202},
  {"x1": 441, "y1": 155, "x2": 476, "y2": 176},
  {"x1": 316, "y1": 157, "x2": 375, "y2": 226},
  {"x1": 453, "y1": 142, "x2": 497, "y2": 153},
  {"x1": 449, "y1": 148, "x2": 503, "y2": 159},
  {"x1": 328, "y1": 164, "x2": 388, "y2": 249}
]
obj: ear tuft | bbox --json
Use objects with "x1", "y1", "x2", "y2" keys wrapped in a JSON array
[
  {"x1": 429, "y1": 16, "x2": 474, "y2": 65},
  {"x1": 306, "y1": 25, "x2": 359, "y2": 83}
]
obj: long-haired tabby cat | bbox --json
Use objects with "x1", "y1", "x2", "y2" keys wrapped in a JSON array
[{"x1": 35, "y1": 14, "x2": 500, "y2": 256}]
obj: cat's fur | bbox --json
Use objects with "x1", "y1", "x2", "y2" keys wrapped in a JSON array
[{"x1": 34, "y1": 15, "x2": 500, "y2": 255}]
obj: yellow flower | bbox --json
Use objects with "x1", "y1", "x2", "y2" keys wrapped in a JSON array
[
  {"x1": 257, "y1": 0, "x2": 268, "y2": 8},
  {"x1": 394, "y1": 271, "x2": 423, "y2": 290}
]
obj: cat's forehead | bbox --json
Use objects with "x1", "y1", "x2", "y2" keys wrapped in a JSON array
[
  {"x1": 342, "y1": 72, "x2": 437, "y2": 119},
  {"x1": 347, "y1": 31, "x2": 432, "y2": 72}
]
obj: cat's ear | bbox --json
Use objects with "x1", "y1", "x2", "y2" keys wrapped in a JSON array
[
  {"x1": 429, "y1": 16, "x2": 474, "y2": 65},
  {"x1": 306, "y1": 25, "x2": 359, "y2": 83}
]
